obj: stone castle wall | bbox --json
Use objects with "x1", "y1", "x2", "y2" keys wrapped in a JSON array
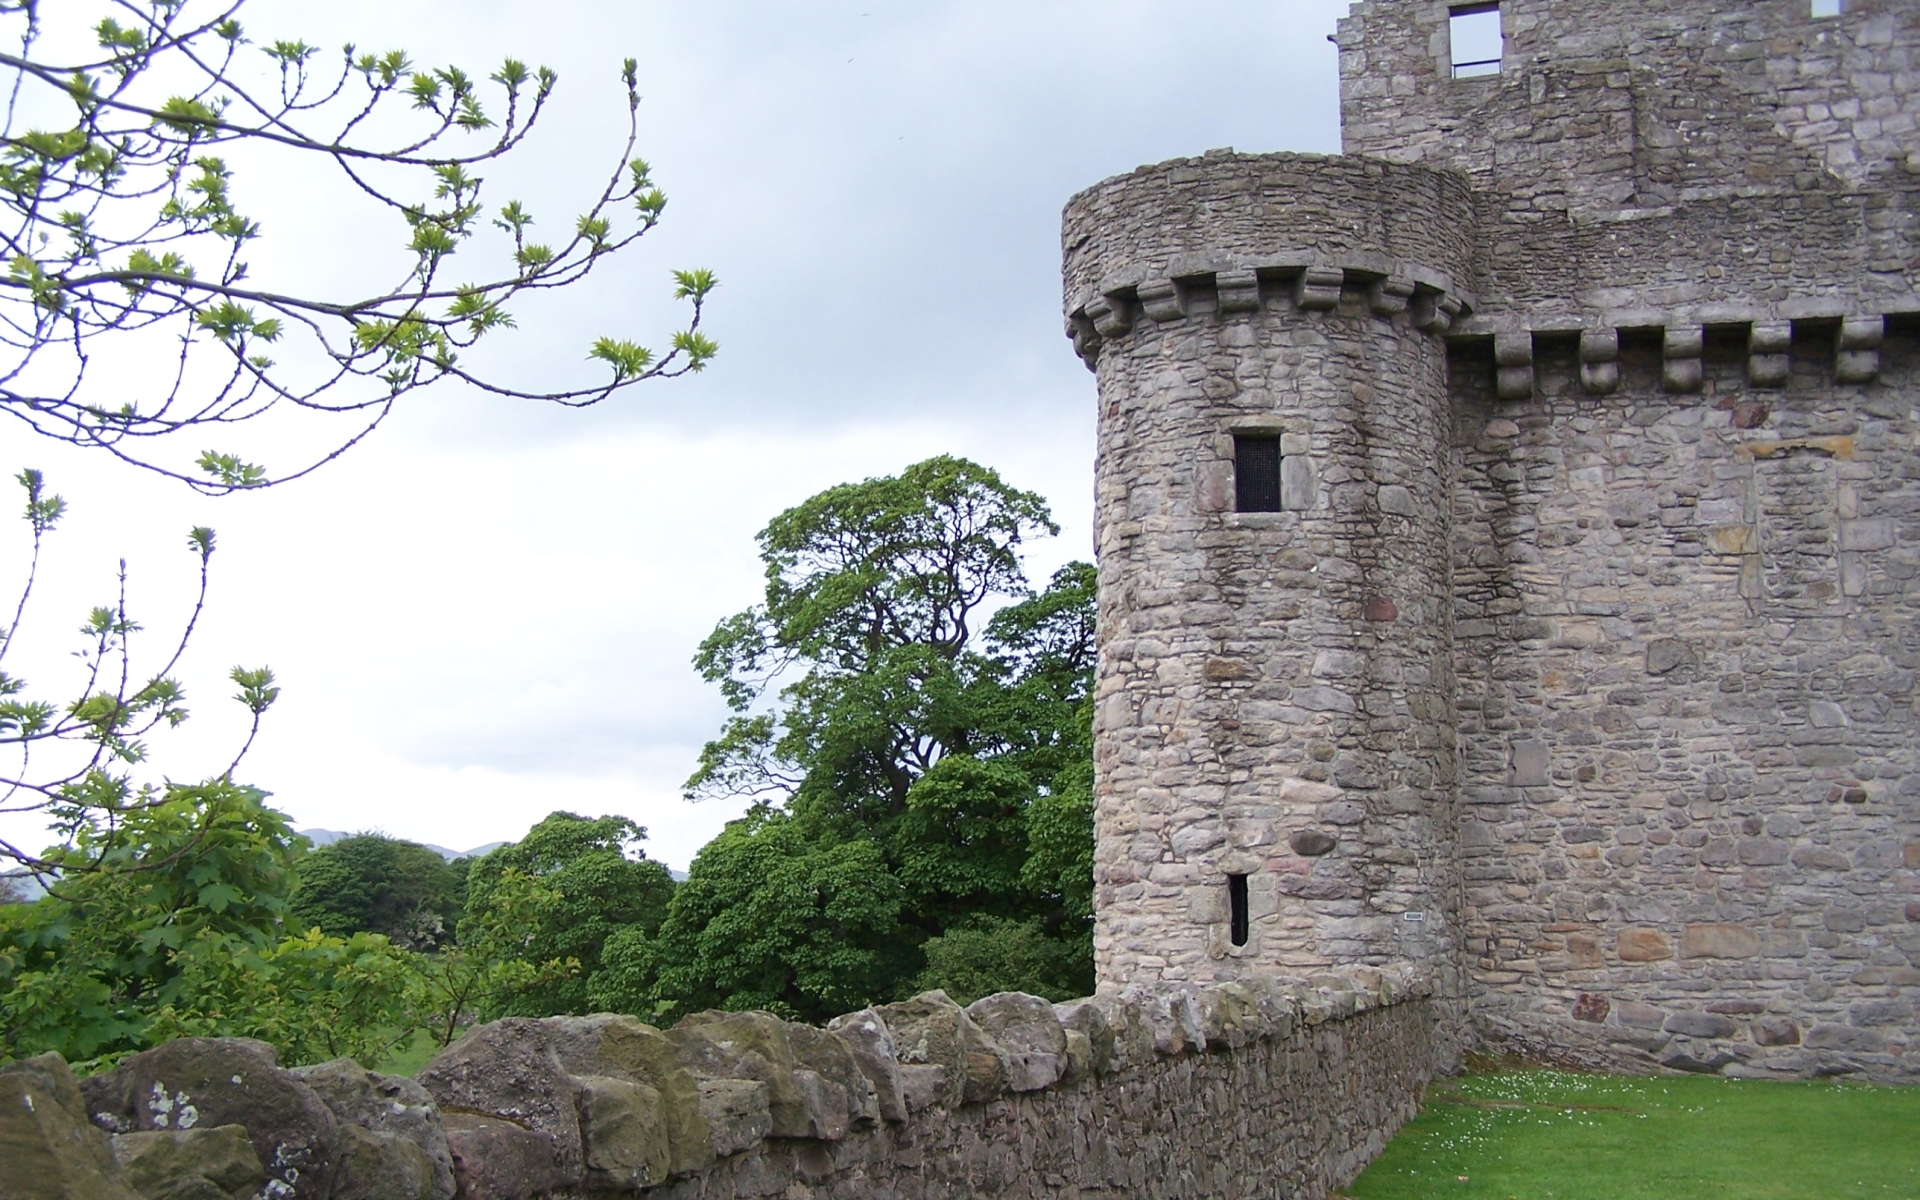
[
  {"x1": 1069, "y1": 0, "x2": 1918, "y2": 1082},
  {"x1": 3, "y1": 967, "x2": 1437, "y2": 1200},
  {"x1": 1451, "y1": 323, "x2": 1919, "y2": 1077}
]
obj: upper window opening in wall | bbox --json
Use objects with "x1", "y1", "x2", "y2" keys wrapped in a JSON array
[
  {"x1": 1228, "y1": 874, "x2": 1250, "y2": 947},
  {"x1": 1449, "y1": 4, "x2": 1503, "y2": 78},
  {"x1": 1811, "y1": 0, "x2": 1842, "y2": 17},
  {"x1": 1234, "y1": 435, "x2": 1281, "y2": 513}
]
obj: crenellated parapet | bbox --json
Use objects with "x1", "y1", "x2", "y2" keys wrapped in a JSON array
[
  {"x1": 1447, "y1": 302, "x2": 1918, "y2": 399},
  {"x1": 1063, "y1": 152, "x2": 1478, "y2": 373},
  {"x1": 1066, "y1": 255, "x2": 1474, "y2": 369}
]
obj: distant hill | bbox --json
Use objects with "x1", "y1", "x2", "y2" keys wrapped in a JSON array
[{"x1": 296, "y1": 828, "x2": 508, "y2": 860}]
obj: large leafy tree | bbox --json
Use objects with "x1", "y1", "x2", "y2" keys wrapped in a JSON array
[
  {"x1": 614, "y1": 457, "x2": 1096, "y2": 1022},
  {"x1": 289, "y1": 833, "x2": 467, "y2": 950},
  {"x1": 461, "y1": 811, "x2": 675, "y2": 1018}
]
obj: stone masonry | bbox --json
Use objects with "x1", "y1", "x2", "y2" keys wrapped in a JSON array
[
  {"x1": 1065, "y1": 0, "x2": 1919, "y2": 1081},
  {"x1": 3, "y1": 966, "x2": 1436, "y2": 1200}
]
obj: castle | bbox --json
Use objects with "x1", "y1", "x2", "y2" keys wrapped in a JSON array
[
  {"x1": 10, "y1": 7, "x2": 1917, "y2": 1200},
  {"x1": 1067, "y1": 0, "x2": 1919, "y2": 1079}
]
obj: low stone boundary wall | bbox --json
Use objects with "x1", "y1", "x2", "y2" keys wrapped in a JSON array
[{"x1": 2, "y1": 965, "x2": 1437, "y2": 1200}]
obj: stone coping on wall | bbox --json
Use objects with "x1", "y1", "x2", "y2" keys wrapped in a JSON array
[{"x1": 2, "y1": 964, "x2": 1435, "y2": 1200}]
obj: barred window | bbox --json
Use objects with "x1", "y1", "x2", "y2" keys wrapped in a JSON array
[{"x1": 1234, "y1": 435, "x2": 1281, "y2": 513}]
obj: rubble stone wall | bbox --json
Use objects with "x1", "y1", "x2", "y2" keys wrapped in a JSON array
[
  {"x1": 1063, "y1": 155, "x2": 1472, "y2": 1044},
  {"x1": 1450, "y1": 311, "x2": 1920, "y2": 1079},
  {"x1": 2, "y1": 967, "x2": 1437, "y2": 1200},
  {"x1": 1063, "y1": 0, "x2": 1918, "y2": 1083}
]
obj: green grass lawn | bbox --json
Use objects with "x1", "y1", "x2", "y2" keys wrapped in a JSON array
[
  {"x1": 373, "y1": 1026, "x2": 450, "y2": 1076},
  {"x1": 1344, "y1": 1070, "x2": 1920, "y2": 1200}
]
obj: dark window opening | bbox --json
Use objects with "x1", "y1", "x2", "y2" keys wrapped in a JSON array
[
  {"x1": 1234, "y1": 436, "x2": 1281, "y2": 512},
  {"x1": 1228, "y1": 874, "x2": 1250, "y2": 947},
  {"x1": 1449, "y1": 3, "x2": 1502, "y2": 78}
]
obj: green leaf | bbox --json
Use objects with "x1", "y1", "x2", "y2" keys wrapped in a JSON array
[
  {"x1": 154, "y1": 96, "x2": 224, "y2": 135},
  {"x1": 17, "y1": 468, "x2": 66, "y2": 534},
  {"x1": 576, "y1": 215, "x2": 611, "y2": 245},
  {"x1": 230, "y1": 666, "x2": 278, "y2": 714},
  {"x1": 588, "y1": 337, "x2": 652, "y2": 379},
  {"x1": 672, "y1": 268, "x2": 717, "y2": 301},
  {"x1": 195, "y1": 452, "x2": 267, "y2": 489},
  {"x1": 671, "y1": 330, "x2": 718, "y2": 370},
  {"x1": 265, "y1": 40, "x2": 318, "y2": 67}
]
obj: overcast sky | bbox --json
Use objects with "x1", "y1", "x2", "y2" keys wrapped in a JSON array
[{"x1": 4, "y1": 0, "x2": 1349, "y2": 868}]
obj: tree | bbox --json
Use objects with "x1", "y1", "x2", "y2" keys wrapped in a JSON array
[
  {"x1": 625, "y1": 457, "x2": 1096, "y2": 1021},
  {"x1": 0, "y1": 469, "x2": 277, "y2": 877},
  {"x1": 3, "y1": 0, "x2": 716, "y2": 493},
  {"x1": 460, "y1": 811, "x2": 674, "y2": 1018},
  {"x1": 594, "y1": 808, "x2": 909, "y2": 1023},
  {"x1": 0, "y1": 777, "x2": 309, "y2": 1061},
  {"x1": 289, "y1": 833, "x2": 466, "y2": 949},
  {"x1": 914, "y1": 915, "x2": 1089, "y2": 1006},
  {"x1": 0, "y1": 778, "x2": 570, "y2": 1067},
  {"x1": 0, "y1": 0, "x2": 715, "y2": 878}
]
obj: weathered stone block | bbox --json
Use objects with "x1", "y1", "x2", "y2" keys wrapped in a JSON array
[
  {"x1": 1803, "y1": 1025, "x2": 1886, "y2": 1053},
  {"x1": 1753, "y1": 1018, "x2": 1800, "y2": 1047},
  {"x1": 966, "y1": 993, "x2": 1067, "y2": 1093},
  {"x1": 694, "y1": 1080, "x2": 771, "y2": 1158},
  {"x1": 1612, "y1": 1002, "x2": 1668, "y2": 1030},
  {"x1": 1679, "y1": 924, "x2": 1761, "y2": 960},
  {"x1": 0, "y1": 1054, "x2": 143, "y2": 1200},
  {"x1": 874, "y1": 991, "x2": 993, "y2": 1112},
  {"x1": 332, "y1": 1125, "x2": 438, "y2": 1200},
  {"x1": 82, "y1": 1038, "x2": 339, "y2": 1200},
  {"x1": 111, "y1": 1126, "x2": 264, "y2": 1200},
  {"x1": 290, "y1": 1059, "x2": 453, "y2": 1200},
  {"x1": 1509, "y1": 741, "x2": 1550, "y2": 787},
  {"x1": 1290, "y1": 830, "x2": 1338, "y2": 857},
  {"x1": 669, "y1": 1011, "x2": 837, "y2": 1141},
  {"x1": 441, "y1": 1114, "x2": 572, "y2": 1200},
  {"x1": 418, "y1": 1021, "x2": 580, "y2": 1188},
  {"x1": 825, "y1": 1009, "x2": 908, "y2": 1124},
  {"x1": 1280, "y1": 454, "x2": 1317, "y2": 511},
  {"x1": 1663, "y1": 1011, "x2": 1736, "y2": 1039},
  {"x1": 1565, "y1": 934, "x2": 1604, "y2": 970},
  {"x1": 576, "y1": 1076, "x2": 670, "y2": 1190},
  {"x1": 1617, "y1": 929, "x2": 1673, "y2": 962}
]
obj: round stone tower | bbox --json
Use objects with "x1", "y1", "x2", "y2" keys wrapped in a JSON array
[{"x1": 1063, "y1": 151, "x2": 1474, "y2": 1004}]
